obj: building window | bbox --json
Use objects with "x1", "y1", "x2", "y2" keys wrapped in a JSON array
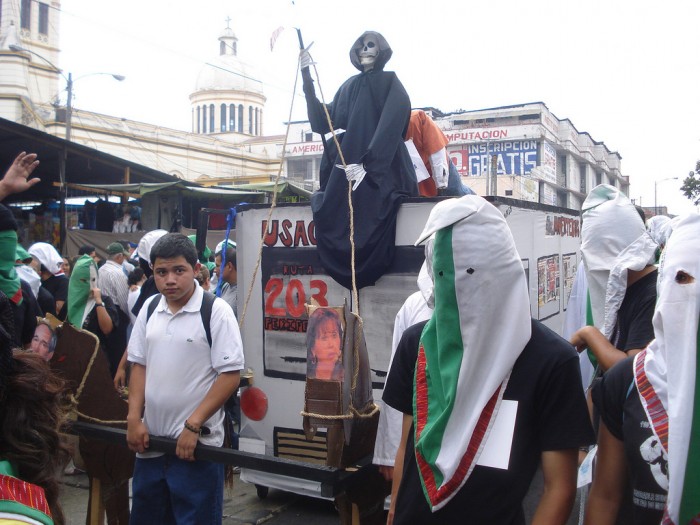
[
  {"x1": 38, "y1": 3, "x2": 49, "y2": 35},
  {"x1": 220, "y1": 41, "x2": 226, "y2": 55},
  {"x1": 201, "y1": 105, "x2": 207, "y2": 133},
  {"x1": 238, "y1": 104, "x2": 243, "y2": 132},
  {"x1": 209, "y1": 104, "x2": 215, "y2": 133},
  {"x1": 305, "y1": 132, "x2": 313, "y2": 142},
  {"x1": 220, "y1": 104, "x2": 227, "y2": 132},
  {"x1": 255, "y1": 108, "x2": 259, "y2": 136},
  {"x1": 229, "y1": 104, "x2": 235, "y2": 131},
  {"x1": 287, "y1": 158, "x2": 315, "y2": 183},
  {"x1": 557, "y1": 154, "x2": 567, "y2": 187},
  {"x1": 595, "y1": 172, "x2": 602, "y2": 186},
  {"x1": 579, "y1": 163, "x2": 587, "y2": 194},
  {"x1": 248, "y1": 106, "x2": 253, "y2": 134},
  {"x1": 196, "y1": 106, "x2": 201, "y2": 133},
  {"x1": 557, "y1": 190, "x2": 568, "y2": 208},
  {"x1": 20, "y1": 0, "x2": 31, "y2": 30}
]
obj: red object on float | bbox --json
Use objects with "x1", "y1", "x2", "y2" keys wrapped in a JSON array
[{"x1": 241, "y1": 386, "x2": 268, "y2": 421}]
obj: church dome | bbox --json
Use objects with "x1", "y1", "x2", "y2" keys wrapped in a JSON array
[{"x1": 193, "y1": 27, "x2": 264, "y2": 95}]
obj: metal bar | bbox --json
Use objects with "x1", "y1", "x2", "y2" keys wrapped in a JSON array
[{"x1": 69, "y1": 421, "x2": 370, "y2": 496}]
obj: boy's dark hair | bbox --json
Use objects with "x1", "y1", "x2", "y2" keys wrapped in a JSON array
[
  {"x1": 149, "y1": 233, "x2": 198, "y2": 268},
  {"x1": 127, "y1": 267, "x2": 145, "y2": 286},
  {"x1": 78, "y1": 245, "x2": 95, "y2": 256}
]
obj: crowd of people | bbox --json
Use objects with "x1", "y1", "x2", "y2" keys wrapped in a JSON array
[
  {"x1": 1, "y1": 115, "x2": 698, "y2": 525},
  {"x1": 373, "y1": 188, "x2": 699, "y2": 525},
  {"x1": 0, "y1": 152, "x2": 244, "y2": 523}
]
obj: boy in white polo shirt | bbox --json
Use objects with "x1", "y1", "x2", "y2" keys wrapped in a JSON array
[{"x1": 127, "y1": 233, "x2": 243, "y2": 523}]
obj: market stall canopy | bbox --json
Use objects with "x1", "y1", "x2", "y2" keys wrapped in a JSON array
[
  {"x1": 0, "y1": 117, "x2": 181, "y2": 204},
  {"x1": 67, "y1": 181, "x2": 263, "y2": 199},
  {"x1": 225, "y1": 181, "x2": 312, "y2": 201}
]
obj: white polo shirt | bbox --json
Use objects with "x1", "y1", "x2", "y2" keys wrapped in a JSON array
[{"x1": 128, "y1": 281, "x2": 244, "y2": 454}]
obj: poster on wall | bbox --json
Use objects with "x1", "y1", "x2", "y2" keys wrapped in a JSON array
[
  {"x1": 537, "y1": 254, "x2": 560, "y2": 321},
  {"x1": 542, "y1": 142, "x2": 557, "y2": 183},
  {"x1": 261, "y1": 247, "x2": 348, "y2": 382},
  {"x1": 448, "y1": 140, "x2": 538, "y2": 177},
  {"x1": 260, "y1": 246, "x2": 424, "y2": 387},
  {"x1": 562, "y1": 253, "x2": 578, "y2": 310}
]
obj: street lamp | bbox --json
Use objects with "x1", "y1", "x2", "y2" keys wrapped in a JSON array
[
  {"x1": 654, "y1": 176, "x2": 679, "y2": 217},
  {"x1": 9, "y1": 44, "x2": 124, "y2": 250}
]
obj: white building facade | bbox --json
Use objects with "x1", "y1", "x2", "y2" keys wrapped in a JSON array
[
  {"x1": 0, "y1": 1, "x2": 280, "y2": 185},
  {"x1": 0, "y1": 1, "x2": 628, "y2": 207},
  {"x1": 283, "y1": 102, "x2": 628, "y2": 210}
]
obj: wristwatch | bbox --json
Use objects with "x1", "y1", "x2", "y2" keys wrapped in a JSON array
[{"x1": 95, "y1": 302, "x2": 104, "y2": 308}]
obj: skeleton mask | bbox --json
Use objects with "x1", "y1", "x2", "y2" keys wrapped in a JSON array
[{"x1": 359, "y1": 36, "x2": 378, "y2": 70}]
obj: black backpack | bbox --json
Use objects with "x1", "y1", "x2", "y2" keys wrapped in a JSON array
[{"x1": 145, "y1": 290, "x2": 216, "y2": 347}]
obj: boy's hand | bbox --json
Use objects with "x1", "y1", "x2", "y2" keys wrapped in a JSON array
[
  {"x1": 126, "y1": 419, "x2": 150, "y2": 453},
  {"x1": 176, "y1": 426, "x2": 199, "y2": 461}
]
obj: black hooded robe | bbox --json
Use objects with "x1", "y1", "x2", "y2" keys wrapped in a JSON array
[{"x1": 302, "y1": 31, "x2": 418, "y2": 290}]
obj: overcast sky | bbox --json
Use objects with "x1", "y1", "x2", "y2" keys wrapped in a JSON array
[{"x1": 57, "y1": 0, "x2": 700, "y2": 214}]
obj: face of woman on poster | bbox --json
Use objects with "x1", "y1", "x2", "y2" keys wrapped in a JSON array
[{"x1": 307, "y1": 311, "x2": 343, "y2": 381}]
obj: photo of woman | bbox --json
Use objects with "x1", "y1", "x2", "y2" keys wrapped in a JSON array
[{"x1": 306, "y1": 308, "x2": 344, "y2": 381}]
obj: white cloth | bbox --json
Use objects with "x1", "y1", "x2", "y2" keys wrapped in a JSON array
[
  {"x1": 16, "y1": 265, "x2": 41, "y2": 298},
  {"x1": 28, "y1": 242, "x2": 64, "y2": 276},
  {"x1": 414, "y1": 196, "x2": 531, "y2": 509},
  {"x1": 647, "y1": 215, "x2": 671, "y2": 246},
  {"x1": 602, "y1": 231, "x2": 658, "y2": 340},
  {"x1": 562, "y1": 260, "x2": 595, "y2": 391},
  {"x1": 580, "y1": 185, "x2": 647, "y2": 329},
  {"x1": 132, "y1": 229, "x2": 167, "y2": 265},
  {"x1": 99, "y1": 259, "x2": 130, "y2": 317},
  {"x1": 373, "y1": 291, "x2": 433, "y2": 467},
  {"x1": 215, "y1": 239, "x2": 236, "y2": 255},
  {"x1": 127, "y1": 281, "x2": 244, "y2": 455},
  {"x1": 405, "y1": 139, "x2": 431, "y2": 183},
  {"x1": 429, "y1": 148, "x2": 449, "y2": 189},
  {"x1": 634, "y1": 212, "x2": 700, "y2": 523}
]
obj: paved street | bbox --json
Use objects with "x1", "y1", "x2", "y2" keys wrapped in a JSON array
[
  {"x1": 59, "y1": 471, "x2": 340, "y2": 525},
  {"x1": 59, "y1": 467, "x2": 583, "y2": 524}
]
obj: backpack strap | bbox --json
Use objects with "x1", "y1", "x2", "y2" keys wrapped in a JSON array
[
  {"x1": 146, "y1": 293, "x2": 162, "y2": 322},
  {"x1": 200, "y1": 291, "x2": 216, "y2": 348},
  {"x1": 145, "y1": 291, "x2": 215, "y2": 348}
]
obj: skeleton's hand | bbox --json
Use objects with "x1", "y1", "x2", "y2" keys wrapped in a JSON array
[
  {"x1": 299, "y1": 42, "x2": 315, "y2": 70},
  {"x1": 335, "y1": 163, "x2": 367, "y2": 191}
]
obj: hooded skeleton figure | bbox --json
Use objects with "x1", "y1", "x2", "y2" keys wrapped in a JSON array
[
  {"x1": 412, "y1": 196, "x2": 531, "y2": 510},
  {"x1": 633, "y1": 213, "x2": 700, "y2": 524},
  {"x1": 301, "y1": 31, "x2": 417, "y2": 290}
]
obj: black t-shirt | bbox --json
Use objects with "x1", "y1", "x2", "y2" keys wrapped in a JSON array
[
  {"x1": 41, "y1": 274, "x2": 69, "y2": 304},
  {"x1": 383, "y1": 319, "x2": 595, "y2": 525},
  {"x1": 611, "y1": 270, "x2": 657, "y2": 352},
  {"x1": 592, "y1": 356, "x2": 667, "y2": 524},
  {"x1": 11, "y1": 280, "x2": 41, "y2": 346},
  {"x1": 37, "y1": 286, "x2": 57, "y2": 317}
]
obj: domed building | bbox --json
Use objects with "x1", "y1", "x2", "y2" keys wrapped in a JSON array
[{"x1": 190, "y1": 22, "x2": 266, "y2": 138}]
